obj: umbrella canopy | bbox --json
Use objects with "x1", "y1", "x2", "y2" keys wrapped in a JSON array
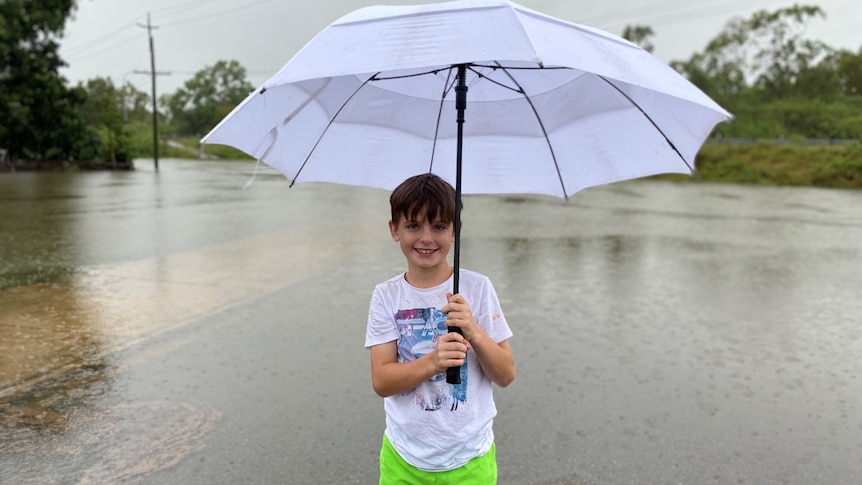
[
  {"x1": 202, "y1": 0, "x2": 732, "y2": 199},
  {"x1": 201, "y1": 0, "x2": 733, "y2": 383}
]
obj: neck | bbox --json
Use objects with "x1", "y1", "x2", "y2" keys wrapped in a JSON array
[{"x1": 405, "y1": 264, "x2": 453, "y2": 289}]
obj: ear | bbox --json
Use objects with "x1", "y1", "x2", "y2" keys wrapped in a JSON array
[{"x1": 389, "y1": 220, "x2": 400, "y2": 241}]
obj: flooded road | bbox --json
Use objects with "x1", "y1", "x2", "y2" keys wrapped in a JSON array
[{"x1": 1, "y1": 159, "x2": 861, "y2": 484}]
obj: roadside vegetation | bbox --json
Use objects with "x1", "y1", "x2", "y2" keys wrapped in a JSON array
[
  {"x1": 696, "y1": 142, "x2": 862, "y2": 188},
  {"x1": 1, "y1": 2, "x2": 860, "y2": 188},
  {"x1": 646, "y1": 142, "x2": 862, "y2": 189}
]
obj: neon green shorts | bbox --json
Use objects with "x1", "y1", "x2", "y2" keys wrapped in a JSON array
[{"x1": 379, "y1": 435, "x2": 497, "y2": 485}]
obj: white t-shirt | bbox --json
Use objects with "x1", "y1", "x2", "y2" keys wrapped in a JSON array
[{"x1": 365, "y1": 269, "x2": 513, "y2": 472}]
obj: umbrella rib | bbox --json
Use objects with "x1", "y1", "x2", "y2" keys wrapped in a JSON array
[
  {"x1": 598, "y1": 76, "x2": 694, "y2": 173},
  {"x1": 372, "y1": 67, "x2": 452, "y2": 81},
  {"x1": 429, "y1": 67, "x2": 457, "y2": 173},
  {"x1": 471, "y1": 63, "x2": 570, "y2": 71},
  {"x1": 492, "y1": 62, "x2": 569, "y2": 200},
  {"x1": 289, "y1": 74, "x2": 377, "y2": 187},
  {"x1": 466, "y1": 65, "x2": 521, "y2": 94}
]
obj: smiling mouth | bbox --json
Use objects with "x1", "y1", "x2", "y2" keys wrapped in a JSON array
[{"x1": 415, "y1": 248, "x2": 436, "y2": 255}]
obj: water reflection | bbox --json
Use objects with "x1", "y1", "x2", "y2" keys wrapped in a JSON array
[
  {"x1": 2, "y1": 396, "x2": 221, "y2": 484},
  {"x1": 1, "y1": 160, "x2": 861, "y2": 483},
  {"x1": 459, "y1": 184, "x2": 862, "y2": 483},
  {"x1": 0, "y1": 162, "x2": 392, "y2": 483},
  {"x1": 0, "y1": 280, "x2": 114, "y2": 399},
  {"x1": 0, "y1": 174, "x2": 82, "y2": 288}
]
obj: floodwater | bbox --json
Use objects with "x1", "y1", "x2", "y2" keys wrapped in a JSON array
[{"x1": 1, "y1": 159, "x2": 860, "y2": 484}]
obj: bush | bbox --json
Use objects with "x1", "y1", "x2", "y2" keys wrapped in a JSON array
[
  {"x1": 811, "y1": 145, "x2": 862, "y2": 188},
  {"x1": 692, "y1": 142, "x2": 862, "y2": 188}
]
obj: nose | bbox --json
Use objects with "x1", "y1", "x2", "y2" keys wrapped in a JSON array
[{"x1": 419, "y1": 225, "x2": 434, "y2": 243}]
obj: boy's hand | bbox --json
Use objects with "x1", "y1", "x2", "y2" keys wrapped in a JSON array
[
  {"x1": 432, "y1": 331, "x2": 468, "y2": 373},
  {"x1": 442, "y1": 292, "x2": 480, "y2": 343}
]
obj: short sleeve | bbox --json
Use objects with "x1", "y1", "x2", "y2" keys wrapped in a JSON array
[
  {"x1": 474, "y1": 275, "x2": 513, "y2": 344},
  {"x1": 365, "y1": 284, "x2": 400, "y2": 348}
]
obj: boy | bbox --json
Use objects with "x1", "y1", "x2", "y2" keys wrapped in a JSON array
[{"x1": 365, "y1": 173, "x2": 515, "y2": 484}]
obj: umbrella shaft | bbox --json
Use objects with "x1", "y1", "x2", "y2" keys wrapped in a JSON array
[
  {"x1": 447, "y1": 65, "x2": 468, "y2": 386},
  {"x1": 453, "y1": 64, "x2": 467, "y2": 295}
]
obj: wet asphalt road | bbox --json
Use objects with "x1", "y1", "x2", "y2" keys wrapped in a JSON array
[{"x1": 2, "y1": 159, "x2": 861, "y2": 484}]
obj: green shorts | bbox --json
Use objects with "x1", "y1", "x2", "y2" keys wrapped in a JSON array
[{"x1": 379, "y1": 435, "x2": 497, "y2": 485}]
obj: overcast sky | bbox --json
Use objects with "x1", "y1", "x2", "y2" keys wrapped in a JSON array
[{"x1": 58, "y1": 0, "x2": 861, "y2": 96}]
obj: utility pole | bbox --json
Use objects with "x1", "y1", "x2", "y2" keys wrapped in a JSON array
[{"x1": 137, "y1": 13, "x2": 169, "y2": 171}]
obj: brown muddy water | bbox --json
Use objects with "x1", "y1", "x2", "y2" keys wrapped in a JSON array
[{"x1": 1, "y1": 159, "x2": 861, "y2": 484}]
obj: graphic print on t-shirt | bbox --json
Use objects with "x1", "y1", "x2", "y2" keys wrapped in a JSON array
[{"x1": 395, "y1": 307, "x2": 468, "y2": 411}]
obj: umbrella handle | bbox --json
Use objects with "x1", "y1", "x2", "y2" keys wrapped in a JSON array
[{"x1": 445, "y1": 326, "x2": 464, "y2": 384}]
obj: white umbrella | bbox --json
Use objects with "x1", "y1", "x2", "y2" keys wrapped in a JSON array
[{"x1": 202, "y1": 0, "x2": 732, "y2": 383}]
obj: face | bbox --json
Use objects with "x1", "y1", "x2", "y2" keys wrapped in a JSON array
[{"x1": 389, "y1": 210, "x2": 454, "y2": 275}]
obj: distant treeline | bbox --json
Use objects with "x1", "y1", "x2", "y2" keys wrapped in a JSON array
[{"x1": 1, "y1": 2, "x2": 861, "y2": 179}]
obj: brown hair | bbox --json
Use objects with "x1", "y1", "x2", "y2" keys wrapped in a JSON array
[{"x1": 390, "y1": 173, "x2": 459, "y2": 225}]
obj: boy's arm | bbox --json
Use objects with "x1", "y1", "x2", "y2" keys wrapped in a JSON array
[
  {"x1": 369, "y1": 335, "x2": 469, "y2": 398},
  {"x1": 443, "y1": 292, "x2": 516, "y2": 388},
  {"x1": 468, "y1": 335, "x2": 515, "y2": 388}
]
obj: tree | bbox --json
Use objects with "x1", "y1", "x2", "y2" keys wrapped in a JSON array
[
  {"x1": 671, "y1": 52, "x2": 746, "y2": 106},
  {"x1": 162, "y1": 60, "x2": 254, "y2": 136},
  {"x1": 0, "y1": 0, "x2": 89, "y2": 163},
  {"x1": 76, "y1": 77, "x2": 138, "y2": 164},
  {"x1": 666, "y1": 4, "x2": 862, "y2": 139},
  {"x1": 792, "y1": 47, "x2": 842, "y2": 99},
  {"x1": 621, "y1": 25, "x2": 655, "y2": 53},
  {"x1": 119, "y1": 82, "x2": 152, "y2": 123},
  {"x1": 834, "y1": 48, "x2": 862, "y2": 95},
  {"x1": 672, "y1": 5, "x2": 829, "y2": 101}
]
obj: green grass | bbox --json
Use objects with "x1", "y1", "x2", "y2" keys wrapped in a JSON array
[
  {"x1": 145, "y1": 136, "x2": 862, "y2": 189},
  {"x1": 689, "y1": 142, "x2": 862, "y2": 189},
  {"x1": 174, "y1": 136, "x2": 253, "y2": 160}
]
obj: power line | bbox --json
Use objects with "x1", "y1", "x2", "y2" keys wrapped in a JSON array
[
  {"x1": 65, "y1": 33, "x2": 144, "y2": 64},
  {"x1": 579, "y1": 0, "x2": 709, "y2": 24},
  {"x1": 61, "y1": 0, "x2": 804, "y2": 92},
  {"x1": 153, "y1": 0, "x2": 222, "y2": 18},
  {"x1": 64, "y1": 0, "x2": 277, "y2": 64},
  {"x1": 63, "y1": 23, "x2": 137, "y2": 56},
  {"x1": 62, "y1": 0, "x2": 220, "y2": 58},
  {"x1": 160, "y1": 0, "x2": 280, "y2": 28},
  {"x1": 586, "y1": 0, "x2": 787, "y2": 29}
]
